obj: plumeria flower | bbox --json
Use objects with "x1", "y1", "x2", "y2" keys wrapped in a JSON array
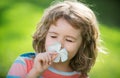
[{"x1": 48, "y1": 42, "x2": 68, "y2": 63}]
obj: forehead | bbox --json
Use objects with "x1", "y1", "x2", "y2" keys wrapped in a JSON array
[{"x1": 49, "y1": 18, "x2": 81, "y2": 37}]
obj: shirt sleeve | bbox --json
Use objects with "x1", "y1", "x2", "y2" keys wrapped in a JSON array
[{"x1": 7, "y1": 56, "x2": 27, "y2": 78}]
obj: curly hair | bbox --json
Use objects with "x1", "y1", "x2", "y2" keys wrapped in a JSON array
[{"x1": 32, "y1": 1, "x2": 101, "y2": 74}]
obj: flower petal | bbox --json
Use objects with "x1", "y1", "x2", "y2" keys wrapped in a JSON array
[
  {"x1": 48, "y1": 42, "x2": 61, "y2": 52},
  {"x1": 47, "y1": 42, "x2": 68, "y2": 63},
  {"x1": 59, "y1": 48, "x2": 68, "y2": 55},
  {"x1": 60, "y1": 48, "x2": 68, "y2": 62}
]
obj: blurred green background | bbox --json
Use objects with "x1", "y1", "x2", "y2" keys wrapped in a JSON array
[{"x1": 0, "y1": 0, "x2": 120, "y2": 78}]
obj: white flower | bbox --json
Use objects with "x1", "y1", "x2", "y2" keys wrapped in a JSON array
[{"x1": 48, "y1": 42, "x2": 68, "y2": 63}]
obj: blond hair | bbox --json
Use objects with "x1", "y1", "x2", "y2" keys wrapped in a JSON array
[{"x1": 33, "y1": 1, "x2": 100, "y2": 74}]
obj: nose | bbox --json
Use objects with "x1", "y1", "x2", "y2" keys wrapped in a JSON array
[
  {"x1": 57, "y1": 38, "x2": 64, "y2": 49},
  {"x1": 61, "y1": 43, "x2": 64, "y2": 49}
]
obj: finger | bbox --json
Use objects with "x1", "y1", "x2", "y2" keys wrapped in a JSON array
[
  {"x1": 49, "y1": 52, "x2": 59, "y2": 61},
  {"x1": 45, "y1": 53, "x2": 52, "y2": 65},
  {"x1": 46, "y1": 52, "x2": 58, "y2": 62},
  {"x1": 49, "y1": 52, "x2": 58, "y2": 55},
  {"x1": 43, "y1": 52, "x2": 53, "y2": 65},
  {"x1": 52, "y1": 54, "x2": 58, "y2": 60},
  {"x1": 36, "y1": 53, "x2": 47, "y2": 65},
  {"x1": 44, "y1": 54, "x2": 50, "y2": 65},
  {"x1": 47, "y1": 53, "x2": 52, "y2": 65}
]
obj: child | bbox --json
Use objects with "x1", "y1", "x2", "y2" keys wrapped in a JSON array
[{"x1": 7, "y1": 0, "x2": 101, "y2": 78}]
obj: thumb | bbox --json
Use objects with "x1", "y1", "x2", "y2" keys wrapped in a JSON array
[{"x1": 52, "y1": 54, "x2": 58, "y2": 60}]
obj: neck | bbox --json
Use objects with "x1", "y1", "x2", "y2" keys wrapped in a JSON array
[{"x1": 51, "y1": 61, "x2": 73, "y2": 72}]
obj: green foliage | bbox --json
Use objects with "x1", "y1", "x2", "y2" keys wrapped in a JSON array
[
  {"x1": 89, "y1": 25, "x2": 120, "y2": 78},
  {"x1": 0, "y1": 1, "x2": 120, "y2": 78},
  {"x1": 0, "y1": 2, "x2": 43, "y2": 77}
]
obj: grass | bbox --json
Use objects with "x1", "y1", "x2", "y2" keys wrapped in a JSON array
[{"x1": 0, "y1": 2, "x2": 120, "y2": 78}]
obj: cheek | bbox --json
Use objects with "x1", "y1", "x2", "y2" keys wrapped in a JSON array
[
  {"x1": 66, "y1": 43, "x2": 81, "y2": 60},
  {"x1": 45, "y1": 35, "x2": 51, "y2": 51},
  {"x1": 45, "y1": 35, "x2": 56, "y2": 51}
]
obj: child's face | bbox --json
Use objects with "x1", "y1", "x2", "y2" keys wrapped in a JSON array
[{"x1": 45, "y1": 18, "x2": 82, "y2": 61}]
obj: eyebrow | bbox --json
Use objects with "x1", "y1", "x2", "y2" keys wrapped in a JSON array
[
  {"x1": 48, "y1": 31, "x2": 58, "y2": 35},
  {"x1": 48, "y1": 31, "x2": 77, "y2": 40}
]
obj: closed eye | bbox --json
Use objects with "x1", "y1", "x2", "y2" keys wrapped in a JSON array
[
  {"x1": 66, "y1": 39, "x2": 73, "y2": 42},
  {"x1": 51, "y1": 36, "x2": 57, "y2": 38}
]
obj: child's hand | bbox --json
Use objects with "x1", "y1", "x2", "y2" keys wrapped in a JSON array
[
  {"x1": 33, "y1": 52, "x2": 58, "y2": 73},
  {"x1": 26, "y1": 52, "x2": 58, "y2": 78}
]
